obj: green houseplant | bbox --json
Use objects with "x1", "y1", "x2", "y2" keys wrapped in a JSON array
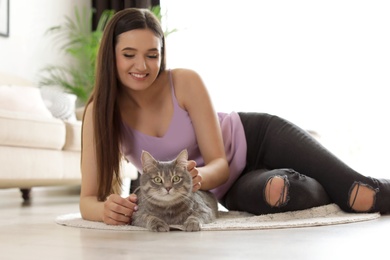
[
  {"x1": 39, "y1": 7, "x2": 114, "y2": 106},
  {"x1": 150, "y1": 5, "x2": 177, "y2": 37}
]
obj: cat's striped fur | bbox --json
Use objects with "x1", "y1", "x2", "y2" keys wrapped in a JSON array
[{"x1": 132, "y1": 149, "x2": 218, "y2": 232}]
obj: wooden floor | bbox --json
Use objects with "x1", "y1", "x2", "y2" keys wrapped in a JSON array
[{"x1": 1, "y1": 186, "x2": 389, "y2": 260}]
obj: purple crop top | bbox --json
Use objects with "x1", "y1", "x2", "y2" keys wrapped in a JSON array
[{"x1": 120, "y1": 70, "x2": 247, "y2": 199}]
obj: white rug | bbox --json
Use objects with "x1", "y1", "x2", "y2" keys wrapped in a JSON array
[{"x1": 55, "y1": 204, "x2": 380, "y2": 231}]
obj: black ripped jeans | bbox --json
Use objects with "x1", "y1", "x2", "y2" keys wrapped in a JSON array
[{"x1": 221, "y1": 112, "x2": 390, "y2": 214}]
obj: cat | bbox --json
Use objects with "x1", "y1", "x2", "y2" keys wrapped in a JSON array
[{"x1": 131, "y1": 149, "x2": 219, "y2": 232}]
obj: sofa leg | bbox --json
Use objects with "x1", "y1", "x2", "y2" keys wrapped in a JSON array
[{"x1": 20, "y1": 188, "x2": 31, "y2": 201}]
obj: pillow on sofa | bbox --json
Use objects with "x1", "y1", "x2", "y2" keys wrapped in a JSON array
[
  {"x1": 0, "y1": 85, "x2": 53, "y2": 118},
  {"x1": 40, "y1": 87, "x2": 77, "y2": 121}
]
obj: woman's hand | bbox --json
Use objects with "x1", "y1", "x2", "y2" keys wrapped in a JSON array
[
  {"x1": 187, "y1": 160, "x2": 202, "y2": 192},
  {"x1": 103, "y1": 193, "x2": 138, "y2": 225}
]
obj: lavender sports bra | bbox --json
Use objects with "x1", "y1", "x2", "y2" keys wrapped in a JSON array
[{"x1": 121, "y1": 70, "x2": 247, "y2": 199}]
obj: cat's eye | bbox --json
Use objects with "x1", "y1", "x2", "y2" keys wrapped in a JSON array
[
  {"x1": 153, "y1": 177, "x2": 163, "y2": 184},
  {"x1": 172, "y1": 176, "x2": 181, "y2": 183}
]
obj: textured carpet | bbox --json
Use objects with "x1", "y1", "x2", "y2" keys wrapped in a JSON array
[{"x1": 55, "y1": 203, "x2": 380, "y2": 231}]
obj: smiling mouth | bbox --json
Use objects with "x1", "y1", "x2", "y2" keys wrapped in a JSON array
[{"x1": 130, "y1": 73, "x2": 148, "y2": 79}]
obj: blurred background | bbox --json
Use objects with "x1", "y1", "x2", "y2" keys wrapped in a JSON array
[
  {"x1": 0, "y1": 0, "x2": 389, "y2": 177},
  {"x1": 162, "y1": 0, "x2": 390, "y2": 177}
]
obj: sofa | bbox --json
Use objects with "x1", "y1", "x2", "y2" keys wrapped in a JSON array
[
  {"x1": 0, "y1": 72, "x2": 136, "y2": 201},
  {"x1": 0, "y1": 72, "x2": 83, "y2": 201}
]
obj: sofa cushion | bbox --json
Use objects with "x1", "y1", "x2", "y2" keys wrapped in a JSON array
[
  {"x1": 63, "y1": 121, "x2": 81, "y2": 152},
  {"x1": 0, "y1": 110, "x2": 66, "y2": 150},
  {"x1": 0, "y1": 85, "x2": 53, "y2": 118},
  {"x1": 40, "y1": 87, "x2": 78, "y2": 121},
  {"x1": 0, "y1": 146, "x2": 81, "y2": 188}
]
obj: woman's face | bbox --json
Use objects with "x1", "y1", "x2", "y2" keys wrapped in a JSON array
[{"x1": 115, "y1": 29, "x2": 162, "y2": 91}]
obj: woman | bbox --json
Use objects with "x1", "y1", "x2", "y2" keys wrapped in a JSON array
[{"x1": 80, "y1": 8, "x2": 390, "y2": 225}]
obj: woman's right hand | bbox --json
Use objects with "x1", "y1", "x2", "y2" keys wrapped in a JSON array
[{"x1": 103, "y1": 193, "x2": 138, "y2": 225}]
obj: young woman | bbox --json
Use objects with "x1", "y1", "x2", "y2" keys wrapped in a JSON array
[{"x1": 80, "y1": 8, "x2": 390, "y2": 225}]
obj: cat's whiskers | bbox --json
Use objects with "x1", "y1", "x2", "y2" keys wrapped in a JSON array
[
  {"x1": 141, "y1": 189, "x2": 182, "y2": 205},
  {"x1": 133, "y1": 150, "x2": 218, "y2": 232},
  {"x1": 176, "y1": 192, "x2": 195, "y2": 204}
]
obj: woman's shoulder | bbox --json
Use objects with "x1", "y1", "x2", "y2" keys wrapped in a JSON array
[
  {"x1": 82, "y1": 101, "x2": 95, "y2": 125},
  {"x1": 84, "y1": 101, "x2": 94, "y2": 116},
  {"x1": 169, "y1": 68, "x2": 205, "y2": 93},
  {"x1": 168, "y1": 68, "x2": 209, "y2": 109},
  {"x1": 170, "y1": 68, "x2": 202, "y2": 82}
]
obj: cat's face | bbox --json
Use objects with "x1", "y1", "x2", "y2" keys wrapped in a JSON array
[{"x1": 140, "y1": 150, "x2": 192, "y2": 204}]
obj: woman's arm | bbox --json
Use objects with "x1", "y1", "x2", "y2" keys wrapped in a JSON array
[
  {"x1": 79, "y1": 103, "x2": 137, "y2": 224},
  {"x1": 173, "y1": 69, "x2": 230, "y2": 191}
]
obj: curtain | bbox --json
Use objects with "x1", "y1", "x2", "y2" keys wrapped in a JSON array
[{"x1": 92, "y1": 0, "x2": 160, "y2": 29}]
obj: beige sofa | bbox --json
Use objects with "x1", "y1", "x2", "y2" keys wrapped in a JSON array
[
  {"x1": 0, "y1": 72, "x2": 137, "y2": 201},
  {"x1": 0, "y1": 72, "x2": 82, "y2": 201}
]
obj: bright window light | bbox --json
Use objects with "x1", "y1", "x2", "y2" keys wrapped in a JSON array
[{"x1": 161, "y1": 0, "x2": 390, "y2": 177}]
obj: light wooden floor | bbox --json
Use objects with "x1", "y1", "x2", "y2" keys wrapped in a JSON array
[{"x1": 1, "y1": 186, "x2": 389, "y2": 260}]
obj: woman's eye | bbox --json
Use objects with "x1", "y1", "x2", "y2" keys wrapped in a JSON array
[
  {"x1": 147, "y1": 54, "x2": 158, "y2": 59},
  {"x1": 172, "y1": 176, "x2": 181, "y2": 183},
  {"x1": 153, "y1": 177, "x2": 162, "y2": 184},
  {"x1": 123, "y1": 54, "x2": 135, "y2": 58}
]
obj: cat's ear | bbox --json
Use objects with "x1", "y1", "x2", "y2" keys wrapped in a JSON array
[
  {"x1": 175, "y1": 149, "x2": 188, "y2": 168},
  {"x1": 141, "y1": 150, "x2": 157, "y2": 173}
]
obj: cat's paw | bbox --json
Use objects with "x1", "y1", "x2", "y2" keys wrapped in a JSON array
[
  {"x1": 183, "y1": 218, "x2": 201, "y2": 232},
  {"x1": 148, "y1": 219, "x2": 170, "y2": 232}
]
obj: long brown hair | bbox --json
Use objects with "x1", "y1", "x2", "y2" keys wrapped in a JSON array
[{"x1": 82, "y1": 8, "x2": 166, "y2": 201}]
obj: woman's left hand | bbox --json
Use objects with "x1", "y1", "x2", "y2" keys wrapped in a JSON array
[{"x1": 187, "y1": 160, "x2": 202, "y2": 192}]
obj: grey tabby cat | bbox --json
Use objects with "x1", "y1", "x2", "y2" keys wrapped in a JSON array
[{"x1": 131, "y1": 149, "x2": 219, "y2": 232}]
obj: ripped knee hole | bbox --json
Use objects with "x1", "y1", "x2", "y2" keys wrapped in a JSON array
[
  {"x1": 348, "y1": 182, "x2": 377, "y2": 212},
  {"x1": 264, "y1": 176, "x2": 289, "y2": 207}
]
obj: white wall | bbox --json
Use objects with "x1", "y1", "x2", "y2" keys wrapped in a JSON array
[
  {"x1": 1, "y1": 0, "x2": 389, "y2": 177},
  {"x1": 0, "y1": 0, "x2": 90, "y2": 83},
  {"x1": 162, "y1": 0, "x2": 390, "y2": 177}
]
